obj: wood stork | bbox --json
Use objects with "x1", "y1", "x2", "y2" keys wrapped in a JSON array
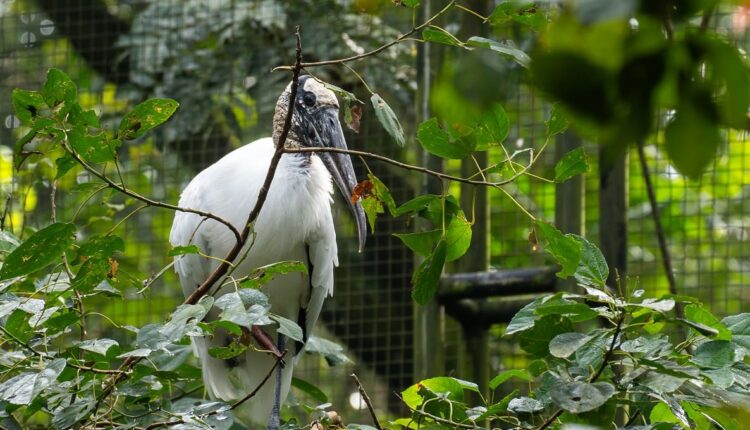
[{"x1": 169, "y1": 76, "x2": 367, "y2": 428}]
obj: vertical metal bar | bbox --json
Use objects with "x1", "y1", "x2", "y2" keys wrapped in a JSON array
[
  {"x1": 414, "y1": 0, "x2": 445, "y2": 381},
  {"x1": 456, "y1": 0, "x2": 491, "y2": 405},
  {"x1": 599, "y1": 146, "x2": 628, "y2": 287}
]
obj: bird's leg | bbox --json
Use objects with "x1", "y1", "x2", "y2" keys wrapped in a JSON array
[
  {"x1": 267, "y1": 333, "x2": 286, "y2": 430},
  {"x1": 243, "y1": 325, "x2": 285, "y2": 363}
]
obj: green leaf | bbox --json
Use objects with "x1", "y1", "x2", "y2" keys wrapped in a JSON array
[
  {"x1": 0, "y1": 231, "x2": 21, "y2": 254},
  {"x1": 55, "y1": 154, "x2": 77, "y2": 179},
  {"x1": 401, "y1": 0, "x2": 420, "y2": 8},
  {"x1": 550, "y1": 382, "x2": 615, "y2": 413},
  {"x1": 78, "y1": 338, "x2": 118, "y2": 356},
  {"x1": 69, "y1": 104, "x2": 100, "y2": 128},
  {"x1": 168, "y1": 245, "x2": 201, "y2": 257},
  {"x1": 445, "y1": 214, "x2": 472, "y2": 262},
  {"x1": 402, "y1": 377, "x2": 464, "y2": 410},
  {"x1": 722, "y1": 313, "x2": 750, "y2": 351},
  {"x1": 393, "y1": 194, "x2": 441, "y2": 217},
  {"x1": 370, "y1": 93, "x2": 405, "y2": 147},
  {"x1": 12, "y1": 89, "x2": 45, "y2": 124},
  {"x1": 72, "y1": 258, "x2": 110, "y2": 293},
  {"x1": 571, "y1": 235, "x2": 608, "y2": 287},
  {"x1": 549, "y1": 332, "x2": 592, "y2": 358},
  {"x1": 0, "y1": 223, "x2": 76, "y2": 280},
  {"x1": 473, "y1": 105, "x2": 510, "y2": 150},
  {"x1": 238, "y1": 261, "x2": 307, "y2": 290},
  {"x1": 208, "y1": 340, "x2": 247, "y2": 360},
  {"x1": 43, "y1": 68, "x2": 77, "y2": 113},
  {"x1": 52, "y1": 400, "x2": 95, "y2": 430},
  {"x1": 0, "y1": 358, "x2": 66, "y2": 405},
  {"x1": 535, "y1": 221, "x2": 582, "y2": 278},
  {"x1": 505, "y1": 296, "x2": 546, "y2": 335},
  {"x1": 411, "y1": 239, "x2": 446, "y2": 305},
  {"x1": 395, "y1": 230, "x2": 441, "y2": 258},
  {"x1": 489, "y1": 369, "x2": 531, "y2": 390},
  {"x1": 664, "y1": 95, "x2": 720, "y2": 179},
  {"x1": 507, "y1": 397, "x2": 543, "y2": 413},
  {"x1": 214, "y1": 292, "x2": 270, "y2": 329},
  {"x1": 118, "y1": 98, "x2": 179, "y2": 140},
  {"x1": 519, "y1": 314, "x2": 574, "y2": 357},
  {"x1": 422, "y1": 27, "x2": 462, "y2": 47},
  {"x1": 160, "y1": 296, "x2": 214, "y2": 342},
  {"x1": 685, "y1": 304, "x2": 732, "y2": 340},
  {"x1": 270, "y1": 314, "x2": 304, "y2": 342},
  {"x1": 68, "y1": 124, "x2": 119, "y2": 163},
  {"x1": 546, "y1": 103, "x2": 569, "y2": 137},
  {"x1": 692, "y1": 340, "x2": 737, "y2": 368},
  {"x1": 361, "y1": 196, "x2": 383, "y2": 233},
  {"x1": 466, "y1": 36, "x2": 530, "y2": 68},
  {"x1": 417, "y1": 118, "x2": 474, "y2": 159},
  {"x1": 305, "y1": 336, "x2": 352, "y2": 366},
  {"x1": 554, "y1": 147, "x2": 589, "y2": 182},
  {"x1": 77, "y1": 235, "x2": 124, "y2": 258},
  {"x1": 369, "y1": 173, "x2": 397, "y2": 215},
  {"x1": 292, "y1": 377, "x2": 328, "y2": 403}
]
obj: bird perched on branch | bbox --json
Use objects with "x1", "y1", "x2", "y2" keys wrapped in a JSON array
[{"x1": 169, "y1": 76, "x2": 367, "y2": 428}]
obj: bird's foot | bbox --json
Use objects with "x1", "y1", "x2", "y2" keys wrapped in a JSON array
[{"x1": 243, "y1": 325, "x2": 286, "y2": 366}]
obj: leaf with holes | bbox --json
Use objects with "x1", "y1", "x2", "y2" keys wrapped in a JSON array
[
  {"x1": 43, "y1": 68, "x2": 77, "y2": 115},
  {"x1": 0, "y1": 223, "x2": 76, "y2": 280},
  {"x1": 239, "y1": 261, "x2": 307, "y2": 290},
  {"x1": 370, "y1": 93, "x2": 405, "y2": 147},
  {"x1": 68, "y1": 124, "x2": 120, "y2": 163},
  {"x1": 168, "y1": 245, "x2": 201, "y2": 257},
  {"x1": 118, "y1": 98, "x2": 179, "y2": 140},
  {"x1": 550, "y1": 382, "x2": 615, "y2": 413},
  {"x1": 12, "y1": 89, "x2": 46, "y2": 124}
]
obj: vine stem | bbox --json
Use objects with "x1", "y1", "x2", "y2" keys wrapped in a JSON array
[
  {"x1": 285, "y1": 146, "x2": 533, "y2": 187},
  {"x1": 272, "y1": 0, "x2": 455, "y2": 71},
  {"x1": 351, "y1": 373, "x2": 382, "y2": 430},
  {"x1": 636, "y1": 143, "x2": 682, "y2": 317}
]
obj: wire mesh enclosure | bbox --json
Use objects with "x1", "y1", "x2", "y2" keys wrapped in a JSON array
[{"x1": 2, "y1": 0, "x2": 750, "y2": 426}]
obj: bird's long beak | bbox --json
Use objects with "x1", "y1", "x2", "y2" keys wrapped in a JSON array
[{"x1": 312, "y1": 108, "x2": 367, "y2": 252}]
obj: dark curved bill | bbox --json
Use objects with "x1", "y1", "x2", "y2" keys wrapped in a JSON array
[{"x1": 311, "y1": 108, "x2": 367, "y2": 252}]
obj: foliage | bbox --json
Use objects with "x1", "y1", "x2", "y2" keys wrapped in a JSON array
[
  {"x1": 1, "y1": 0, "x2": 749, "y2": 429},
  {"x1": 395, "y1": 225, "x2": 750, "y2": 428}
]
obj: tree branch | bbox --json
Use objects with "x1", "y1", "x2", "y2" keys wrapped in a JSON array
[
  {"x1": 285, "y1": 146, "x2": 532, "y2": 187},
  {"x1": 273, "y1": 1, "x2": 455, "y2": 71},
  {"x1": 89, "y1": 27, "x2": 305, "y2": 423},
  {"x1": 351, "y1": 373, "x2": 382, "y2": 430}
]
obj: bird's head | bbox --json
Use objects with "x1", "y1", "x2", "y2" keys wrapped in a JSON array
[{"x1": 273, "y1": 76, "x2": 367, "y2": 252}]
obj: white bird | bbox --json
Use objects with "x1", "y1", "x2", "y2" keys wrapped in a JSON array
[{"x1": 169, "y1": 76, "x2": 366, "y2": 428}]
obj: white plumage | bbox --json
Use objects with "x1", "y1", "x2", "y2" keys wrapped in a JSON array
[{"x1": 169, "y1": 77, "x2": 366, "y2": 428}]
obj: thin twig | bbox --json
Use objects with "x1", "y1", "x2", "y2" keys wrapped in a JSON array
[
  {"x1": 142, "y1": 351, "x2": 287, "y2": 430},
  {"x1": 273, "y1": 1, "x2": 455, "y2": 71},
  {"x1": 636, "y1": 143, "x2": 681, "y2": 314},
  {"x1": 351, "y1": 373, "x2": 382, "y2": 430},
  {"x1": 231, "y1": 350, "x2": 288, "y2": 410},
  {"x1": 60, "y1": 140, "x2": 242, "y2": 245},
  {"x1": 285, "y1": 147, "x2": 531, "y2": 187}
]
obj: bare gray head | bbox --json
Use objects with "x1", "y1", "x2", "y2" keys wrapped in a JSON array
[{"x1": 272, "y1": 76, "x2": 367, "y2": 252}]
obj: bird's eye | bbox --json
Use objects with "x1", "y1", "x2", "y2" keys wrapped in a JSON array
[{"x1": 302, "y1": 92, "x2": 316, "y2": 107}]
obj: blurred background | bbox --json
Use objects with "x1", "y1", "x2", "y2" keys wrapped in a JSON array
[{"x1": 1, "y1": 0, "x2": 750, "y2": 423}]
